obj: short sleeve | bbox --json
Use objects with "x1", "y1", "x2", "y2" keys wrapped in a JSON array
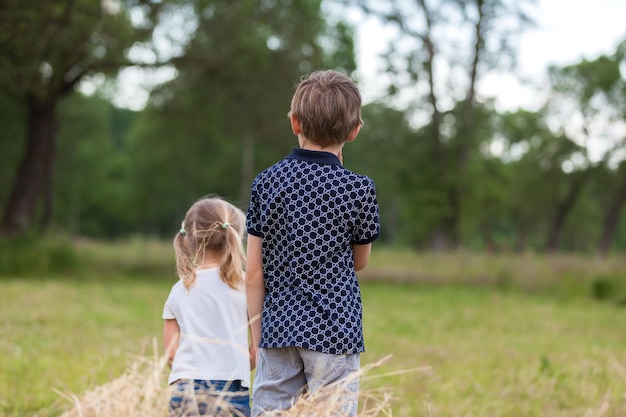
[
  {"x1": 163, "y1": 305, "x2": 175, "y2": 319},
  {"x1": 162, "y1": 295, "x2": 176, "y2": 319},
  {"x1": 351, "y1": 177, "x2": 380, "y2": 244},
  {"x1": 246, "y1": 175, "x2": 263, "y2": 237}
]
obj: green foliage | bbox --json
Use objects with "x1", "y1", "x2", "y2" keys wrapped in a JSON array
[
  {"x1": 2, "y1": 0, "x2": 625, "y2": 252},
  {"x1": 0, "y1": 92, "x2": 142, "y2": 239},
  {"x1": 589, "y1": 274, "x2": 626, "y2": 304},
  {"x1": 590, "y1": 277, "x2": 615, "y2": 301},
  {"x1": 349, "y1": 103, "x2": 417, "y2": 244},
  {"x1": 127, "y1": 0, "x2": 355, "y2": 235},
  {"x1": 343, "y1": 0, "x2": 539, "y2": 249},
  {"x1": 550, "y1": 55, "x2": 623, "y2": 104},
  {"x1": 54, "y1": 94, "x2": 139, "y2": 237},
  {"x1": 491, "y1": 106, "x2": 626, "y2": 252},
  {"x1": 0, "y1": 0, "x2": 143, "y2": 100},
  {"x1": 0, "y1": 0, "x2": 163, "y2": 237},
  {"x1": 0, "y1": 233, "x2": 78, "y2": 276}
]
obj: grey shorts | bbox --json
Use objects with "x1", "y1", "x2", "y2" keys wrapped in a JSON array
[{"x1": 251, "y1": 347, "x2": 360, "y2": 417}]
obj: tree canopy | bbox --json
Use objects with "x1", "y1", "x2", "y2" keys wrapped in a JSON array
[
  {"x1": 0, "y1": 0, "x2": 156, "y2": 235},
  {"x1": 1, "y1": 0, "x2": 625, "y2": 253}
]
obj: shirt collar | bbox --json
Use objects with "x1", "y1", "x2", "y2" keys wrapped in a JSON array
[{"x1": 286, "y1": 147, "x2": 342, "y2": 166}]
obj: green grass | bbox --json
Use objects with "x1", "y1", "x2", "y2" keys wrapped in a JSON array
[
  {"x1": 1, "y1": 239, "x2": 626, "y2": 416},
  {"x1": 0, "y1": 278, "x2": 171, "y2": 416},
  {"x1": 361, "y1": 283, "x2": 626, "y2": 416}
]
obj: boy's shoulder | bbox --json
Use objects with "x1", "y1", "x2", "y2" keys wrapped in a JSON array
[
  {"x1": 253, "y1": 162, "x2": 376, "y2": 192},
  {"x1": 251, "y1": 149, "x2": 376, "y2": 195}
]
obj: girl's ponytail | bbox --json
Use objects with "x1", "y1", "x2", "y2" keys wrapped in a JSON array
[
  {"x1": 174, "y1": 222, "x2": 198, "y2": 290},
  {"x1": 218, "y1": 208, "x2": 246, "y2": 290}
]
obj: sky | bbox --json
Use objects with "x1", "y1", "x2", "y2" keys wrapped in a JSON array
[
  {"x1": 110, "y1": 0, "x2": 626, "y2": 112},
  {"x1": 352, "y1": 0, "x2": 626, "y2": 111}
]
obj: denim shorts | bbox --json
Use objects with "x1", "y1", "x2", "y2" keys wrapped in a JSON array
[
  {"x1": 169, "y1": 379, "x2": 251, "y2": 417},
  {"x1": 251, "y1": 347, "x2": 360, "y2": 417}
]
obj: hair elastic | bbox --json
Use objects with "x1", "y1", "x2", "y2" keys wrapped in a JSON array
[
  {"x1": 179, "y1": 228, "x2": 186, "y2": 235},
  {"x1": 221, "y1": 222, "x2": 230, "y2": 229}
]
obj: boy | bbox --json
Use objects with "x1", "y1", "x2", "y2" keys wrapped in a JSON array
[{"x1": 245, "y1": 70, "x2": 380, "y2": 416}]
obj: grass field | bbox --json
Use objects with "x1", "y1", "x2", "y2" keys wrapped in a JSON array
[{"x1": 1, "y1": 239, "x2": 626, "y2": 416}]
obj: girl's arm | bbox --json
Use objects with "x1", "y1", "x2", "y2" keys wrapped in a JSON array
[
  {"x1": 352, "y1": 243, "x2": 372, "y2": 272},
  {"x1": 245, "y1": 235, "x2": 265, "y2": 353},
  {"x1": 163, "y1": 318, "x2": 180, "y2": 368}
]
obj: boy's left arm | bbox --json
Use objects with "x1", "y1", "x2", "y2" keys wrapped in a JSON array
[{"x1": 351, "y1": 177, "x2": 379, "y2": 272}]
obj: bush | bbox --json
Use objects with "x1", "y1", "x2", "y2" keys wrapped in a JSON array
[
  {"x1": 589, "y1": 274, "x2": 626, "y2": 303},
  {"x1": 0, "y1": 233, "x2": 79, "y2": 276}
]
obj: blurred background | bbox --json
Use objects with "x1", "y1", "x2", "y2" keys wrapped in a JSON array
[{"x1": 1, "y1": 0, "x2": 626, "y2": 254}]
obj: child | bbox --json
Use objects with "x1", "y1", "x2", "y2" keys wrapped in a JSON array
[
  {"x1": 163, "y1": 196, "x2": 254, "y2": 417},
  {"x1": 245, "y1": 70, "x2": 380, "y2": 416}
]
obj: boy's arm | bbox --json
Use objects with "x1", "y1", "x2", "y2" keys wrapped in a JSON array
[
  {"x1": 246, "y1": 234, "x2": 265, "y2": 350},
  {"x1": 163, "y1": 318, "x2": 180, "y2": 368},
  {"x1": 352, "y1": 243, "x2": 372, "y2": 271}
]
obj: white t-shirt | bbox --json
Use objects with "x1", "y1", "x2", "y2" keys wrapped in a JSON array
[{"x1": 163, "y1": 268, "x2": 250, "y2": 387}]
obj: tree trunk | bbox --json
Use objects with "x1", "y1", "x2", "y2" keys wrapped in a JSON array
[
  {"x1": 545, "y1": 169, "x2": 593, "y2": 251},
  {"x1": 1, "y1": 96, "x2": 57, "y2": 236},
  {"x1": 449, "y1": 0, "x2": 484, "y2": 250},
  {"x1": 417, "y1": 2, "x2": 450, "y2": 249},
  {"x1": 239, "y1": 132, "x2": 254, "y2": 209},
  {"x1": 598, "y1": 171, "x2": 626, "y2": 255}
]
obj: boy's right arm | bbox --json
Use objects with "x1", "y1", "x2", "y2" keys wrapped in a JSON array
[
  {"x1": 352, "y1": 243, "x2": 372, "y2": 272},
  {"x1": 246, "y1": 234, "x2": 265, "y2": 351}
]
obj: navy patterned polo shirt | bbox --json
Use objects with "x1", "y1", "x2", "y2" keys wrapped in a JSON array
[{"x1": 246, "y1": 147, "x2": 380, "y2": 354}]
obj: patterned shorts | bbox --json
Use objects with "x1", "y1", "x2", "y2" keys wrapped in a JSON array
[{"x1": 169, "y1": 379, "x2": 251, "y2": 417}]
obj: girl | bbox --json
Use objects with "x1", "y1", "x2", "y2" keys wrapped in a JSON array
[{"x1": 163, "y1": 196, "x2": 254, "y2": 417}]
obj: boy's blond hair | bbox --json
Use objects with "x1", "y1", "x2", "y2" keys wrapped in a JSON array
[
  {"x1": 289, "y1": 70, "x2": 362, "y2": 147},
  {"x1": 174, "y1": 196, "x2": 246, "y2": 290}
]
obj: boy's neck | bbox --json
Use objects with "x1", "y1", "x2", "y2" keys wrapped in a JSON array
[{"x1": 298, "y1": 137, "x2": 344, "y2": 162}]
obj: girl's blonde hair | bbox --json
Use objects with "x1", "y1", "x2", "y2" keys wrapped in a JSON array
[{"x1": 173, "y1": 196, "x2": 246, "y2": 290}]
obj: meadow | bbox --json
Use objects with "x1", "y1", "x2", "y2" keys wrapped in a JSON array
[{"x1": 1, "y1": 238, "x2": 626, "y2": 416}]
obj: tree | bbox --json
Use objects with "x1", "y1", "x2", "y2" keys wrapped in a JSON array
[
  {"x1": 126, "y1": 0, "x2": 356, "y2": 235},
  {"x1": 545, "y1": 46, "x2": 626, "y2": 252},
  {"x1": 342, "y1": 0, "x2": 536, "y2": 248},
  {"x1": 349, "y1": 102, "x2": 417, "y2": 244},
  {"x1": 597, "y1": 41, "x2": 626, "y2": 254},
  {"x1": 0, "y1": 94, "x2": 25, "y2": 212},
  {"x1": 0, "y1": 0, "x2": 157, "y2": 236},
  {"x1": 53, "y1": 94, "x2": 138, "y2": 237}
]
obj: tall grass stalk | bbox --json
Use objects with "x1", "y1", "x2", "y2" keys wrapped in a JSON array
[
  {"x1": 49, "y1": 341, "x2": 169, "y2": 417},
  {"x1": 47, "y1": 349, "x2": 406, "y2": 417}
]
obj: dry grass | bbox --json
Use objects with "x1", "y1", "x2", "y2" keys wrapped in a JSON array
[
  {"x1": 360, "y1": 248, "x2": 626, "y2": 297},
  {"x1": 45, "y1": 345, "x2": 420, "y2": 417},
  {"x1": 45, "y1": 340, "x2": 169, "y2": 417}
]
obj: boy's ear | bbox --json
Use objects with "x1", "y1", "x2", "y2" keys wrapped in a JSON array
[
  {"x1": 346, "y1": 123, "x2": 362, "y2": 143},
  {"x1": 289, "y1": 114, "x2": 302, "y2": 135}
]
